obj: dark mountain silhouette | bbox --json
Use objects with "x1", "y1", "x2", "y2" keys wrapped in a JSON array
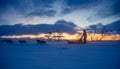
[
  {"x1": 0, "y1": 20, "x2": 77, "y2": 36},
  {"x1": 105, "y1": 20, "x2": 120, "y2": 31},
  {"x1": 87, "y1": 20, "x2": 120, "y2": 32}
]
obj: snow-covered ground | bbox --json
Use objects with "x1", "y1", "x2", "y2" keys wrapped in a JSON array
[{"x1": 0, "y1": 40, "x2": 120, "y2": 69}]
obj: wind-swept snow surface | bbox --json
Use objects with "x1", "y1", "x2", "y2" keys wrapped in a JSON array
[{"x1": 0, "y1": 41, "x2": 120, "y2": 69}]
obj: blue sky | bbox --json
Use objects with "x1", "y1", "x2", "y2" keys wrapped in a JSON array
[{"x1": 0, "y1": 0, "x2": 120, "y2": 27}]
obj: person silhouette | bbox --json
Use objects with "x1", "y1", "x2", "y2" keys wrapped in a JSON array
[
  {"x1": 67, "y1": 29, "x2": 87, "y2": 44},
  {"x1": 81, "y1": 29, "x2": 87, "y2": 44}
]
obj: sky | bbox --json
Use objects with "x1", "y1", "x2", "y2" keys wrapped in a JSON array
[{"x1": 0, "y1": 0, "x2": 120, "y2": 28}]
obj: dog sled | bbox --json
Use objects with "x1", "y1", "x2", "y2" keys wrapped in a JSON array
[{"x1": 67, "y1": 38, "x2": 84, "y2": 44}]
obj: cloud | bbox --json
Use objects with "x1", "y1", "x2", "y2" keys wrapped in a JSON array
[
  {"x1": 0, "y1": 19, "x2": 9, "y2": 25},
  {"x1": 87, "y1": 20, "x2": 120, "y2": 32},
  {"x1": 67, "y1": 0, "x2": 97, "y2": 7},
  {"x1": 55, "y1": 20, "x2": 77, "y2": 27},
  {"x1": 0, "y1": 20, "x2": 77, "y2": 36},
  {"x1": 25, "y1": 10, "x2": 56, "y2": 17},
  {"x1": 0, "y1": 0, "x2": 120, "y2": 27},
  {"x1": 87, "y1": 23, "x2": 103, "y2": 30},
  {"x1": 0, "y1": 0, "x2": 55, "y2": 16},
  {"x1": 87, "y1": 0, "x2": 120, "y2": 22}
]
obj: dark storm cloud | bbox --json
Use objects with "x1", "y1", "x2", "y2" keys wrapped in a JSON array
[{"x1": 0, "y1": 20, "x2": 77, "y2": 36}]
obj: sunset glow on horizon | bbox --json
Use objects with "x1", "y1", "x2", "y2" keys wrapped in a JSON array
[{"x1": 1, "y1": 33, "x2": 120, "y2": 41}]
